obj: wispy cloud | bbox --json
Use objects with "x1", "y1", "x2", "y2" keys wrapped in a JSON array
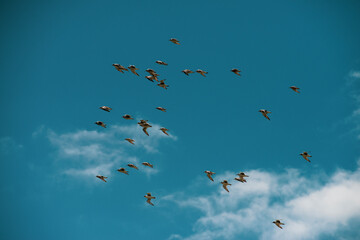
[
  {"x1": 42, "y1": 122, "x2": 176, "y2": 181},
  {"x1": 164, "y1": 164, "x2": 360, "y2": 240},
  {"x1": 0, "y1": 136, "x2": 23, "y2": 155}
]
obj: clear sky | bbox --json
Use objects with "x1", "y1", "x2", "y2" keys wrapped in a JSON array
[{"x1": 1, "y1": 0, "x2": 360, "y2": 239}]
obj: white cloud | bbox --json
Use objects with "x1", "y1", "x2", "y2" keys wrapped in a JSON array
[
  {"x1": 349, "y1": 71, "x2": 360, "y2": 79},
  {"x1": 43, "y1": 122, "x2": 176, "y2": 181},
  {"x1": 164, "y1": 164, "x2": 360, "y2": 240}
]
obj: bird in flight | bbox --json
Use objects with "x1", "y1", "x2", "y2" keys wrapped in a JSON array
[
  {"x1": 128, "y1": 65, "x2": 139, "y2": 76},
  {"x1": 231, "y1": 68, "x2": 241, "y2": 76},
  {"x1": 95, "y1": 121, "x2": 107, "y2": 128},
  {"x1": 169, "y1": 38, "x2": 180, "y2": 45},
  {"x1": 122, "y1": 114, "x2": 134, "y2": 120},
  {"x1": 156, "y1": 107, "x2": 166, "y2": 112},
  {"x1": 145, "y1": 75, "x2": 156, "y2": 82},
  {"x1": 144, "y1": 193, "x2": 156, "y2": 206},
  {"x1": 259, "y1": 109, "x2": 271, "y2": 120},
  {"x1": 196, "y1": 69, "x2": 208, "y2": 77},
  {"x1": 96, "y1": 175, "x2": 108, "y2": 182},
  {"x1": 112, "y1": 64, "x2": 128, "y2": 73},
  {"x1": 235, "y1": 172, "x2": 249, "y2": 183},
  {"x1": 117, "y1": 168, "x2": 129, "y2": 175},
  {"x1": 156, "y1": 60, "x2": 168, "y2": 66},
  {"x1": 204, "y1": 170, "x2": 215, "y2": 181},
  {"x1": 138, "y1": 120, "x2": 152, "y2": 136},
  {"x1": 221, "y1": 180, "x2": 231, "y2": 192},
  {"x1": 142, "y1": 162, "x2": 153, "y2": 168},
  {"x1": 182, "y1": 69, "x2": 194, "y2": 76},
  {"x1": 127, "y1": 164, "x2": 139, "y2": 170},
  {"x1": 290, "y1": 86, "x2": 300, "y2": 93},
  {"x1": 125, "y1": 138, "x2": 135, "y2": 145},
  {"x1": 99, "y1": 106, "x2": 112, "y2": 112},
  {"x1": 300, "y1": 151, "x2": 312, "y2": 162},
  {"x1": 157, "y1": 80, "x2": 169, "y2": 90},
  {"x1": 160, "y1": 127, "x2": 169, "y2": 136},
  {"x1": 273, "y1": 219, "x2": 285, "y2": 229}
]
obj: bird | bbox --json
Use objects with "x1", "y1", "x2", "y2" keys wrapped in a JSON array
[
  {"x1": 196, "y1": 69, "x2": 208, "y2": 77},
  {"x1": 99, "y1": 106, "x2": 112, "y2": 112},
  {"x1": 145, "y1": 75, "x2": 156, "y2": 82},
  {"x1": 259, "y1": 109, "x2": 271, "y2": 120},
  {"x1": 125, "y1": 138, "x2": 135, "y2": 145},
  {"x1": 138, "y1": 120, "x2": 152, "y2": 136},
  {"x1": 273, "y1": 219, "x2": 285, "y2": 229},
  {"x1": 182, "y1": 69, "x2": 194, "y2": 76},
  {"x1": 96, "y1": 175, "x2": 107, "y2": 182},
  {"x1": 156, "y1": 60, "x2": 168, "y2": 66},
  {"x1": 204, "y1": 170, "x2": 215, "y2": 181},
  {"x1": 160, "y1": 127, "x2": 169, "y2": 136},
  {"x1": 300, "y1": 151, "x2": 312, "y2": 162},
  {"x1": 127, "y1": 164, "x2": 139, "y2": 170},
  {"x1": 231, "y1": 68, "x2": 241, "y2": 76},
  {"x1": 290, "y1": 86, "x2": 300, "y2": 93},
  {"x1": 169, "y1": 38, "x2": 180, "y2": 45},
  {"x1": 157, "y1": 80, "x2": 169, "y2": 90},
  {"x1": 117, "y1": 168, "x2": 129, "y2": 175},
  {"x1": 221, "y1": 180, "x2": 231, "y2": 192},
  {"x1": 146, "y1": 69, "x2": 159, "y2": 82},
  {"x1": 95, "y1": 121, "x2": 107, "y2": 128},
  {"x1": 156, "y1": 107, "x2": 166, "y2": 112},
  {"x1": 142, "y1": 162, "x2": 153, "y2": 168},
  {"x1": 122, "y1": 114, "x2": 134, "y2": 120},
  {"x1": 128, "y1": 65, "x2": 139, "y2": 76},
  {"x1": 235, "y1": 172, "x2": 249, "y2": 183},
  {"x1": 112, "y1": 64, "x2": 128, "y2": 73},
  {"x1": 144, "y1": 193, "x2": 156, "y2": 206}
]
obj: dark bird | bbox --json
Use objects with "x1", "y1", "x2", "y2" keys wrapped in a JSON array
[
  {"x1": 156, "y1": 60, "x2": 168, "y2": 66},
  {"x1": 95, "y1": 121, "x2": 107, "y2": 128},
  {"x1": 122, "y1": 114, "x2": 134, "y2": 120},
  {"x1": 144, "y1": 192, "x2": 156, "y2": 206},
  {"x1": 196, "y1": 69, "x2": 208, "y2": 77},
  {"x1": 169, "y1": 38, "x2": 180, "y2": 45},
  {"x1": 138, "y1": 120, "x2": 152, "y2": 136},
  {"x1": 221, "y1": 180, "x2": 231, "y2": 192},
  {"x1": 112, "y1": 64, "x2": 128, "y2": 73},
  {"x1": 259, "y1": 109, "x2": 271, "y2": 120},
  {"x1": 125, "y1": 138, "x2": 135, "y2": 145},
  {"x1": 145, "y1": 75, "x2": 156, "y2": 82},
  {"x1": 290, "y1": 86, "x2": 300, "y2": 93},
  {"x1": 204, "y1": 170, "x2": 215, "y2": 182},
  {"x1": 160, "y1": 127, "x2": 169, "y2": 136},
  {"x1": 156, "y1": 107, "x2": 166, "y2": 112},
  {"x1": 300, "y1": 151, "x2": 312, "y2": 162},
  {"x1": 273, "y1": 219, "x2": 285, "y2": 229},
  {"x1": 99, "y1": 106, "x2": 112, "y2": 112},
  {"x1": 157, "y1": 80, "x2": 169, "y2": 89},
  {"x1": 142, "y1": 162, "x2": 153, "y2": 168},
  {"x1": 182, "y1": 69, "x2": 194, "y2": 76},
  {"x1": 231, "y1": 68, "x2": 241, "y2": 76},
  {"x1": 127, "y1": 164, "x2": 139, "y2": 170},
  {"x1": 96, "y1": 175, "x2": 108, "y2": 182},
  {"x1": 235, "y1": 172, "x2": 249, "y2": 183},
  {"x1": 128, "y1": 65, "x2": 139, "y2": 76},
  {"x1": 117, "y1": 168, "x2": 129, "y2": 175}
]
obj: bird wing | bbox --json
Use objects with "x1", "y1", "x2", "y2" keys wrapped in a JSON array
[
  {"x1": 223, "y1": 184, "x2": 229, "y2": 192},
  {"x1": 146, "y1": 199, "x2": 154, "y2": 206},
  {"x1": 207, "y1": 174, "x2": 214, "y2": 181},
  {"x1": 143, "y1": 127, "x2": 149, "y2": 136}
]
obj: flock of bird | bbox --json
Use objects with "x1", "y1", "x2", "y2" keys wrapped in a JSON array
[{"x1": 92, "y1": 38, "x2": 311, "y2": 229}]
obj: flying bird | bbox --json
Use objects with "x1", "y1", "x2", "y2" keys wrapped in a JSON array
[
  {"x1": 290, "y1": 86, "x2": 300, "y2": 93},
  {"x1": 204, "y1": 170, "x2": 215, "y2": 182},
  {"x1": 273, "y1": 219, "x2": 285, "y2": 229},
  {"x1": 125, "y1": 138, "x2": 135, "y2": 145},
  {"x1": 259, "y1": 109, "x2": 271, "y2": 120},
  {"x1": 196, "y1": 69, "x2": 208, "y2": 77},
  {"x1": 138, "y1": 120, "x2": 152, "y2": 136},
  {"x1": 112, "y1": 64, "x2": 128, "y2": 73},
  {"x1": 156, "y1": 60, "x2": 168, "y2": 66},
  {"x1": 300, "y1": 151, "x2": 312, "y2": 162},
  {"x1": 95, "y1": 121, "x2": 107, "y2": 128},
  {"x1": 99, "y1": 106, "x2": 112, "y2": 112},
  {"x1": 122, "y1": 114, "x2": 134, "y2": 120},
  {"x1": 142, "y1": 162, "x2": 153, "y2": 168},
  {"x1": 182, "y1": 69, "x2": 194, "y2": 76},
  {"x1": 231, "y1": 68, "x2": 241, "y2": 76},
  {"x1": 127, "y1": 164, "x2": 139, "y2": 170},
  {"x1": 96, "y1": 175, "x2": 107, "y2": 182},
  {"x1": 221, "y1": 180, "x2": 231, "y2": 193},
  {"x1": 144, "y1": 193, "x2": 156, "y2": 206},
  {"x1": 128, "y1": 65, "x2": 139, "y2": 76},
  {"x1": 235, "y1": 172, "x2": 249, "y2": 183},
  {"x1": 117, "y1": 168, "x2": 129, "y2": 175},
  {"x1": 145, "y1": 75, "x2": 156, "y2": 82},
  {"x1": 160, "y1": 127, "x2": 169, "y2": 136},
  {"x1": 169, "y1": 38, "x2": 180, "y2": 45},
  {"x1": 156, "y1": 107, "x2": 166, "y2": 112},
  {"x1": 157, "y1": 80, "x2": 169, "y2": 90}
]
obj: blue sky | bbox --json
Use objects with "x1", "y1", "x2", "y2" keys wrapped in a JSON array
[{"x1": 1, "y1": 0, "x2": 360, "y2": 239}]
